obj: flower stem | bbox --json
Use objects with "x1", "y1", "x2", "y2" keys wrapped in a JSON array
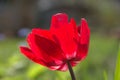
[{"x1": 67, "y1": 61, "x2": 76, "y2": 80}]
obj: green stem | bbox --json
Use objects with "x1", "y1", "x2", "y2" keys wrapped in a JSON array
[{"x1": 67, "y1": 61, "x2": 76, "y2": 80}]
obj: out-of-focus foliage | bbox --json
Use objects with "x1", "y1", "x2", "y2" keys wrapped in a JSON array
[
  {"x1": 114, "y1": 44, "x2": 120, "y2": 80},
  {"x1": 104, "y1": 71, "x2": 108, "y2": 80},
  {"x1": 103, "y1": 43, "x2": 120, "y2": 80},
  {"x1": 0, "y1": 34, "x2": 118, "y2": 80},
  {"x1": 0, "y1": 0, "x2": 120, "y2": 36}
]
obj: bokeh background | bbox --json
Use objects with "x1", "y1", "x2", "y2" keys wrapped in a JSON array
[{"x1": 0, "y1": 0, "x2": 120, "y2": 80}]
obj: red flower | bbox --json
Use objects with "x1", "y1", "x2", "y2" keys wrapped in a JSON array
[{"x1": 20, "y1": 13, "x2": 90, "y2": 71}]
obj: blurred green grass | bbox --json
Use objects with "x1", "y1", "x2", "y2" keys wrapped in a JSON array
[
  {"x1": 0, "y1": 33, "x2": 118, "y2": 80},
  {"x1": 114, "y1": 44, "x2": 120, "y2": 80}
]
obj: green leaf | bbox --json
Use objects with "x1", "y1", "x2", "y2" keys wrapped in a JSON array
[
  {"x1": 103, "y1": 70, "x2": 108, "y2": 80},
  {"x1": 114, "y1": 44, "x2": 120, "y2": 80}
]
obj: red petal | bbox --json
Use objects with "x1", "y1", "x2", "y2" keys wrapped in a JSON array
[
  {"x1": 75, "y1": 44, "x2": 89, "y2": 62},
  {"x1": 20, "y1": 46, "x2": 63, "y2": 70},
  {"x1": 27, "y1": 33, "x2": 41, "y2": 57},
  {"x1": 34, "y1": 34, "x2": 65, "y2": 60},
  {"x1": 50, "y1": 13, "x2": 68, "y2": 28},
  {"x1": 30, "y1": 28, "x2": 64, "y2": 59},
  {"x1": 70, "y1": 18, "x2": 79, "y2": 41},
  {"x1": 20, "y1": 46, "x2": 35, "y2": 59},
  {"x1": 50, "y1": 13, "x2": 77, "y2": 59},
  {"x1": 79, "y1": 18, "x2": 90, "y2": 44},
  {"x1": 57, "y1": 63, "x2": 68, "y2": 71},
  {"x1": 27, "y1": 31, "x2": 65, "y2": 67},
  {"x1": 32, "y1": 28, "x2": 53, "y2": 40},
  {"x1": 73, "y1": 18, "x2": 90, "y2": 63},
  {"x1": 20, "y1": 46, "x2": 45, "y2": 65}
]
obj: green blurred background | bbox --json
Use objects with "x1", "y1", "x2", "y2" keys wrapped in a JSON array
[{"x1": 0, "y1": 0, "x2": 120, "y2": 80}]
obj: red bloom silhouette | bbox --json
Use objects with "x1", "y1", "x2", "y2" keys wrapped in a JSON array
[{"x1": 20, "y1": 13, "x2": 90, "y2": 71}]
